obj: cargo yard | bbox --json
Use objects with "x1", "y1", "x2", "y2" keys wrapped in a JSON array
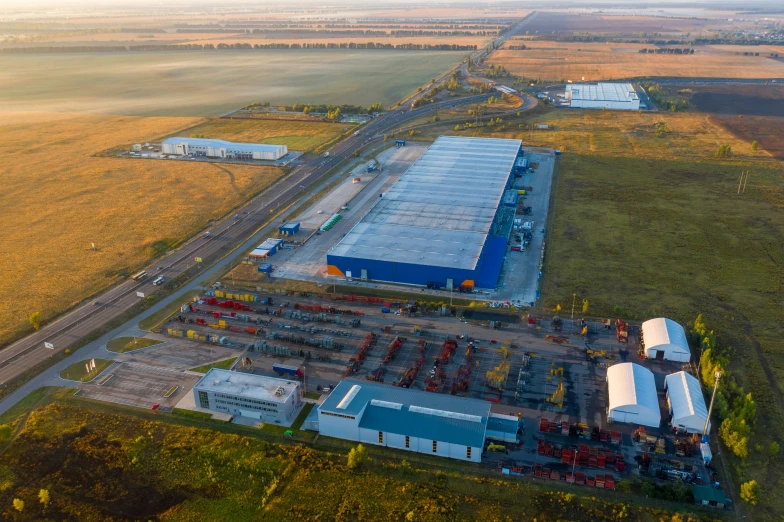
[{"x1": 62, "y1": 286, "x2": 721, "y2": 498}]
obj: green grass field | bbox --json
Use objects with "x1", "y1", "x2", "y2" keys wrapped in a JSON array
[
  {"x1": 0, "y1": 397, "x2": 714, "y2": 521},
  {"x1": 105, "y1": 336, "x2": 163, "y2": 353},
  {"x1": 189, "y1": 357, "x2": 238, "y2": 373},
  {"x1": 178, "y1": 118, "x2": 350, "y2": 152},
  {"x1": 0, "y1": 50, "x2": 465, "y2": 117},
  {"x1": 59, "y1": 359, "x2": 114, "y2": 382}
]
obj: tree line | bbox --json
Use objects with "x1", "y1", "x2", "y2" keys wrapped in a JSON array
[
  {"x1": 0, "y1": 43, "x2": 477, "y2": 54},
  {"x1": 638, "y1": 48, "x2": 695, "y2": 54}
]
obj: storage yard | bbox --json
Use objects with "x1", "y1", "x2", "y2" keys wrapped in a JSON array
[{"x1": 91, "y1": 287, "x2": 723, "y2": 497}]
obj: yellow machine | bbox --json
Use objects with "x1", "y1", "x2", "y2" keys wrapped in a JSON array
[{"x1": 487, "y1": 444, "x2": 506, "y2": 453}]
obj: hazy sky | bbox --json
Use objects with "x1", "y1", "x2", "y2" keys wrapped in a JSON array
[{"x1": 0, "y1": 0, "x2": 780, "y2": 10}]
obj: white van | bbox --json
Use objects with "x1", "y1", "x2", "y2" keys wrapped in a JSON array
[{"x1": 152, "y1": 276, "x2": 165, "y2": 286}]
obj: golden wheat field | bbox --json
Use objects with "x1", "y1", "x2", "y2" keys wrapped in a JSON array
[
  {"x1": 491, "y1": 42, "x2": 784, "y2": 80},
  {"x1": 0, "y1": 113, "x2": 284, "y2": 345}
]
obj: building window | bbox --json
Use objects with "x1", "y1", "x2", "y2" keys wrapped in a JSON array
[
  {"x1": 198, "y1": 391, "x2": 209, "y2": 409},
  {"x1": 466, "y1": 447, "x2": 472, "y2": 459},
  {"x1": 432, "y1": 440, "x2": 438, "y2": 453},
  {"x1": 378, "y1": 431, "x2": 384, "y2": 444},
  {"x1": 405, "y1": 436, "x2": 410, "y2": 448}
]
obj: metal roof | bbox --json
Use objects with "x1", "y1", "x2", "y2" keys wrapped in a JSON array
[
  {"x1": 162, "y1": 137, "x2": 285, "y2": 153},
  {"x1": 642, "y1": 318, "x2": 690, "y2": 354},
  {"x1": 328, "y1": 136, "x2": 521, "y2": 270},
  {"x1": 665, "y1": 371, "x2": 708, "y2": 424},
  {"x1": 320, "y1": 379, "x2": 491, "y2": 447},
  {"x1": 607, "y1": 363, "x2": 660, "y2": 417},
  {"x1": 567, "y1": 83, "x2": 639, "y2": 103},
  {"x1": 692, "y1": 485, "x2": 728, "y2": 504},
  {"x1": 194, "y1": 368, "x2": 298, "y2": 403}
]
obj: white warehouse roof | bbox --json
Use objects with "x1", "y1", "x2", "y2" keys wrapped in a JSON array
[
  {"x1": 642, "y1": 318, "x2": 691, "y2": 362},
  {"x1": 162, "y1": 137, "x2": 285, "y2": 155},
  {"x1": 328, "y1": 136, "x2": 521, "y2": 270},
  {"x1": 567, "y1": 83, "x2": 638, "y2": 103},
  {"x1": 665, "y1": 371, "x2": 709, "y2": 434},
  {"x1": 607, "y1": 363, "x2": 661, "y2": 428}
]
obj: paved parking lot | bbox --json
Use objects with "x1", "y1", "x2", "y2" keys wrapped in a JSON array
[
  {"x1": 77, "y1": 361, "x2": 201, "y2": 411},
  {"x1": 114, "y1": 337, "x2": 238, "y2": 371}
]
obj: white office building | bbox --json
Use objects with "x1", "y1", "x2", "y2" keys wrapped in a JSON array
[
  {"x1": 162, "y1": 137, "x2": 288, "y2": 160},
  {"x1": 567, "y1": 83, "x2": 640, "y2": 110},
  {"x1": 193, "y1": 368, "x2": 300, "y2": 424}
]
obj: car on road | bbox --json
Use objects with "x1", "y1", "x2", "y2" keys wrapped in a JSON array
[{"x1": 152, "y1": 276, "x2": 165, "y2": 286}]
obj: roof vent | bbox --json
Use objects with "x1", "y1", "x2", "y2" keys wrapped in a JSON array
[{"x1": 337, "y1": 384, "x2": 361, "y2": 409}]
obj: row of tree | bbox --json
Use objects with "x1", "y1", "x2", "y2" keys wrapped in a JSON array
[
  {"x1": 642, "y1": 83, "x2": 690, "y2": 112},
  {"x1": 0, "y1": 42, "x2": 477, "y2": 54},
  {"x1": 638, "y1": 48, "x2": 696, "y2": 54},
  {"x1": 278, "y1": 102, "x2": 384, "y2": 115}
]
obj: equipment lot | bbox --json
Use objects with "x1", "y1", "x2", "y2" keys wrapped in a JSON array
[{"x1": 160, "y1": 290, "x2": 719, "y2": 489}]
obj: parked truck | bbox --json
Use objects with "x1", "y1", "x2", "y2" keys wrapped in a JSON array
[{"x1": 272, "y1": 364, "x2": 304, "y2": 378}]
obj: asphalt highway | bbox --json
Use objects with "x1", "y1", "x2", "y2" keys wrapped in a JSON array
[{"x1": 0, "y1": 91, "x2": 489, "y2": 388}]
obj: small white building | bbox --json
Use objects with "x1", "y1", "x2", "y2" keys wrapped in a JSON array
[
  {"x1": 641, "y1": 318, "x2": 691, "y2": 362},
  {"x1": 567, "y1": 83, "x2": 640, "y2": 110},
  {"x1": 193, "y1": 368, "x2": 300, "y2": 424},
  {"x1": 607, "y1": 363, "x2": 661, "y2": 428},
  {"x1": 162, "y1": 137, "x2": 288, "y2": 161},
  {"x1": 314, "y1": 380, "x2": 521, "y2": 462},
  {"x1": 665, "y1": 371, "x2": 709, "y2": 434}
]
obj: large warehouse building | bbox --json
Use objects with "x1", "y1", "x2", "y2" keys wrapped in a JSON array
[
  {"x1": 567, "y1": 83, "x2": 640, "y2": 110},
  {"x1": 193, "y1": 369, "x2": 301, "y2": 424},
  {"x1": 327, "y1": 136, "x2": 522, "y2": 289},
  {"x1": 162, "y1": 137, "x2": 288, "y2": 160},
  {"x1": 313, "y1": 380, "x2": 523, "y2": 462},
  {"x1": 606, "y1": 362, "x2": 661, "y2": 428}
]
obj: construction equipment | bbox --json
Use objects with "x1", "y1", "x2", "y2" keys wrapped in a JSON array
[
  {"x1": 615, "y1": 319, "x2": 629, "y2": 342},
  {"x1": 487, "y1": 443, "x2": 507, "y2": 453}
]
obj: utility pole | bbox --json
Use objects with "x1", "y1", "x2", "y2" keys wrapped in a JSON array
[
  {"x1": 737, "y1": 173, "x2": 743, "y2": 194},
  {"x1": 703, "y1": 371, "x2": 721, "y2": 437},
  {"x1": 743, "y1": 170, "x2": 750, "y2": 193},
  {"x1": 571, "y1": 293, "x2": 576, "y2": 320}
]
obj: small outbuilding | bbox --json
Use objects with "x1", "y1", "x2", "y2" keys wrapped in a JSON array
[
  {"x1": 692, "y1": 485, "x2": 729, "y2": 509},
  {"x1": 279, "y1": 222, "x2": 300, "y2": 236},
  {"x1": 606, "y1": 362, "x2": 661, "y2": 428},
  {"x1": 641, "y1": 318, "x2": 691, "y2": 362},
  {"x1": 665, "y1": 371, "x2": 709, "y2": 434}
]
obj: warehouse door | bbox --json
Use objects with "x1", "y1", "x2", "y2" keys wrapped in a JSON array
[
  {"x1": 446, "y1": 278, "x2": 454, "y2": 291},
  {"x1": 361, "y1": 269, "x2": 368, "y2": 281},
  {"x1": 655, "y1": 350, "x2": 664, "y2": 360}
]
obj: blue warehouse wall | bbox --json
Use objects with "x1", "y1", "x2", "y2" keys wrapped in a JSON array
[{"x1": 327, "y1": 231, "x2": 508, "y2": 290}]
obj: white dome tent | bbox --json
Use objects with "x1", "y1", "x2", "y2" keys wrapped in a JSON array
[
  {"x1": 641, "y1": 318, "x2": 691, "y2": 363},
  {"x1": 665, "y1": 371, "x2": 709, "y2": 434},
  {"x1": 606, "y1": 363, "x2": 661, "y2": 428}
]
